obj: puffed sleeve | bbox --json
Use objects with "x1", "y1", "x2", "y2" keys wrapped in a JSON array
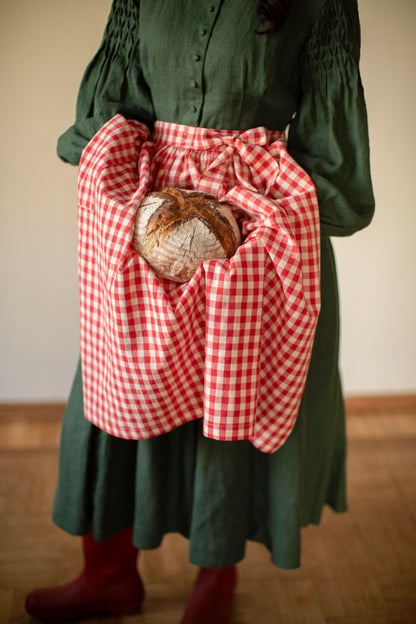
[
  {"x1": 57, "y1": 0, "x2": 154, "y2": 165},
  {"x1": 287, "y1": 0, "x2": 375, "y2": 237}
]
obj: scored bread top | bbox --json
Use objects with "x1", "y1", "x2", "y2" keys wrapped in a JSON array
[{"x1": 144, "y1": 188, "x2": 239, "y2": 257}]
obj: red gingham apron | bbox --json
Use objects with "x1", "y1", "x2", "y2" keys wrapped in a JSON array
[{"x1": 77, "y1": 115, "x2": 320, "y2": 453}]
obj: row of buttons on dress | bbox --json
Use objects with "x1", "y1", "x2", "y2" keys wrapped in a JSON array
[{"x1": 188, "y1": 4, "x2": 219, "y2": 116}]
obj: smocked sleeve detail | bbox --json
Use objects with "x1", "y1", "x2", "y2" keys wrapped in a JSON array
[
  {"x1": 57, "y1": 0, "x2": 154, "y2": 165},
  {"x1": 287, "y1": 0, "x2": 375, "y2": 237}
]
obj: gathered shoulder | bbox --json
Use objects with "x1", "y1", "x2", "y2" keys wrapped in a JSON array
[
  {"x1": 300, "y1": 0, "x2": 361, "y2": 71},
  {"x1": 103, "y1": 0, "x2": 140, "y2": 46}
]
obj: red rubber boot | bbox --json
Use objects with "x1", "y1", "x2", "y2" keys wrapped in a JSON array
[
  {"x1": 181, "y1": 566, "x2": 237, "y2": 624},
  {"x1": 25, "y1": 529, "x2": 144, "y2": 623}
]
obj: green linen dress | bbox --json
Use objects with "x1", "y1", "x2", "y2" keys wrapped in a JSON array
[{"x1": 53, "y1": 0, "x2": 375, "y2": 570}]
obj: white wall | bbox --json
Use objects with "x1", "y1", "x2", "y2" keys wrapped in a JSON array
[
  {"x1": 0, "y1": 0, "x2": 111, "y2": 401},
  {"x1": 333, "y1": 0, "x2": 416, "y2": 394},
  {"x1": 0, "y1": 0, "x2": 415, "y2": 401}
]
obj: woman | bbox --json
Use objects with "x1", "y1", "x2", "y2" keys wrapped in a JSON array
[{"x1": 26, "y1": 0, "x2": 375, "y2": 622}]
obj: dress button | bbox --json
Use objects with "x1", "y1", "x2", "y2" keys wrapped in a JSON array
[
  {"x1": 208, "y1": 5, "x2": 215, "y2": 12},
  {"x1": 190, "y1": 105, "x2": 197, "y2": 113},
  {"x1": 192, "y1": 53, "x2": 201, "y2": 62},
  {"x1": 191, "y1": 80, "x2": 198, "y2": 88},
  {"x1": 199, "y1": 28, "x2": 207, "y2": 36}
]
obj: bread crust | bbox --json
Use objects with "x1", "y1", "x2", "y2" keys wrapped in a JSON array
[{"x1": 132, "y1": 187, "x2": 241, "y2": 282}]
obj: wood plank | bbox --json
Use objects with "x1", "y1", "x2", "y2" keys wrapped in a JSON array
[
  {"x1": 0, "y1": 420, "x2": 61, "y2": 451},
  {"x1": 0, "y1": 591, "x2": 12, "y2": 624},
  {"x1": 325, "y1": 617, "x2": 416, "y2": 624},
  {"x1": 345, "y1": 395, "x2": 416, "y2": 414},
  {"x1": 346, "y1": 412, "x2": 416, "y2": 440},
  {"x1": 0, "y1": 403, "x2": 65, "y2": 421}
]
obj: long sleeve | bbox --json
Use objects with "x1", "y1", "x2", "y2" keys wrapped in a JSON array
[
  {"x1": 287, "y1": 0, "x2": 375, "y2": 237},
  {"x1": 57, "y1": 0, "x2": 154, "y2": 165}
]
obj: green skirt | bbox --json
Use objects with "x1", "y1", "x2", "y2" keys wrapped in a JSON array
[{"x1": 53, "y1": 239, "x2": 347, "y2": 570}]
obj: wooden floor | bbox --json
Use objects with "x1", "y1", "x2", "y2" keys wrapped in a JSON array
[{"x1": 0, "y1": 400, "x2": 415, "y2": 624}]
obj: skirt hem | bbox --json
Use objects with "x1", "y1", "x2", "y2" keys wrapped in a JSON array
[{"x1": 52, "y1": 502, "x2": 348, "y2": 570}]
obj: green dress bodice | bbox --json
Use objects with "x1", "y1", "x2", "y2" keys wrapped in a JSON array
[{"x1": 57, "y1": 0, "x2": 374, "y2": 236}]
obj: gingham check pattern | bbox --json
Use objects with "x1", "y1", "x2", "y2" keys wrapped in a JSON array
[{"x1": 77, "y1": 115, "x2": 320, "y2": 453}]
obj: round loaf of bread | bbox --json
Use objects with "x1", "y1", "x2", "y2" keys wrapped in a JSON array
[{"x1": 132, "y1": 187, "x2": 241, "y2": 283}]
